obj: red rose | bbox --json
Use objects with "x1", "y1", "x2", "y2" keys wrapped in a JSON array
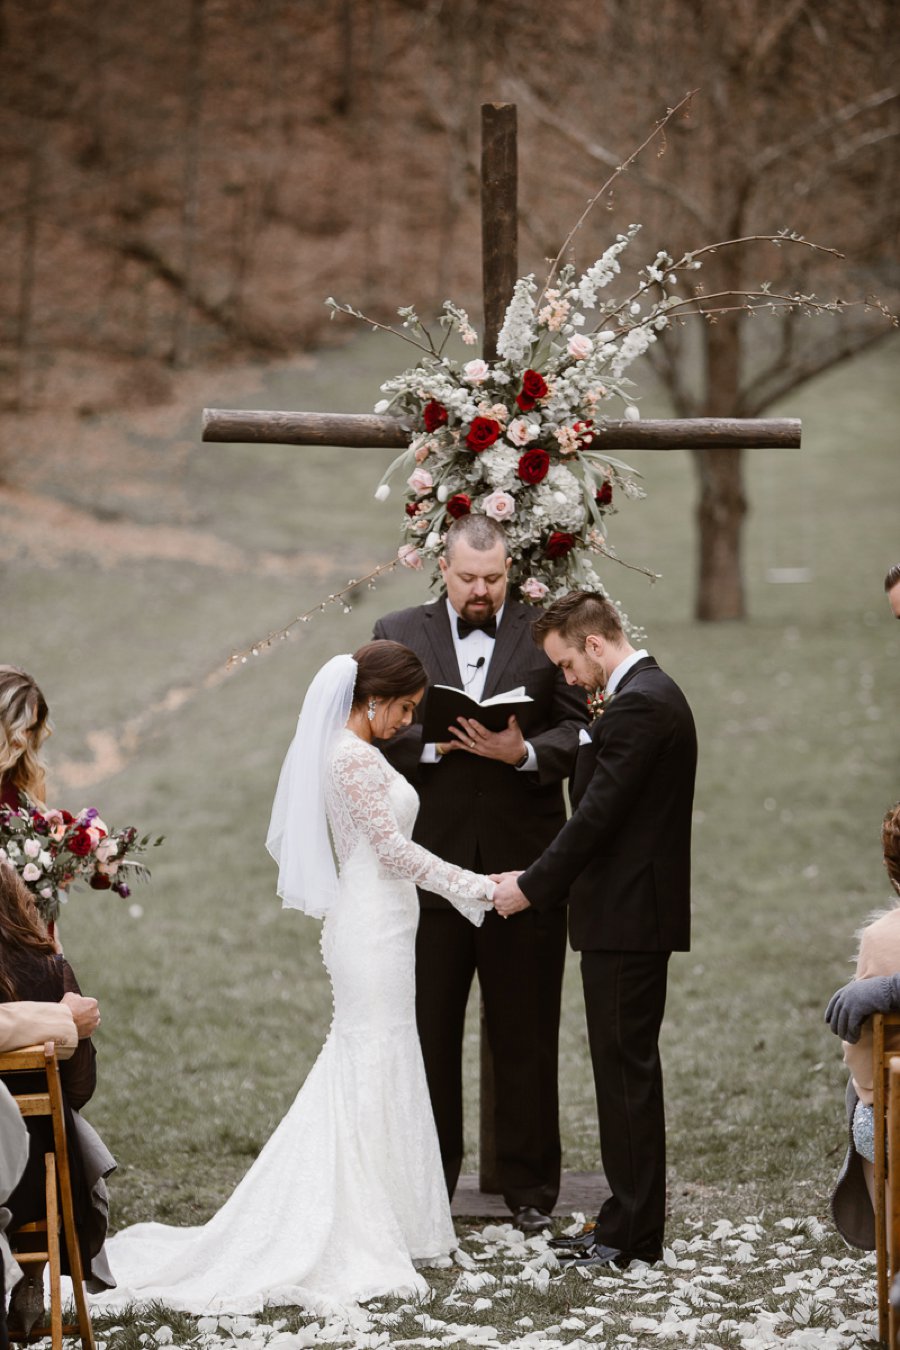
[
  {"x1": 89, "y1": 872, "x2": 112, "y2": 890},
  {"x1": 516, "y1": 369, "x2": 548, "y2": 412},
  {"x1": 596, "y1": 481, "x2": 613, "y2": 506},
  {"x1": 60, "y1": 810, "x2": 74, "y2": 824},
  {"x1": 405, "y1": 502, "x2": 418, "y2": 517},
  {"x1": 446, "y1": 493, "x2": 472, "y2": 519},
  {"x1": 67, "y1": 827, "x2": 93, "y2": 857},
  {"x1": 423, "y1": 399, "x2": 448, "y2": 433},
  {"x1": 465, "y1": 417, "x2": 501, "y2": 452},
  {"x1": 544, "y1": 531, "x2": 576, "y2": 559},
  {"x1": 574, "y1": 418, "x2": 595, "y2": 446},
  {"x1": 517, "y1": 449, "x2": 550, "y2": 485}
]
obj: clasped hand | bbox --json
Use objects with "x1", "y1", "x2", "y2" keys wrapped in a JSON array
[
  {"x1": 439, "y1": 715, "x2": 526, "y2": 766},
  {"x1": 489, "y1": 870, "x2": 530, "y2": 917}
]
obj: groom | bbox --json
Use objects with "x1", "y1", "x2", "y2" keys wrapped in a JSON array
[
  {"x1": 374, "y1": 515, "x2": 587, "y2": 1230},
  {"x1": 493, "y1": 590, "x2": 697, "y2": 1266}
]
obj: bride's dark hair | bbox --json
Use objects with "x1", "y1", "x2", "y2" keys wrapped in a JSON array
[{"x1": 352, "y1": 641, "x2": 427, "y2": 704}]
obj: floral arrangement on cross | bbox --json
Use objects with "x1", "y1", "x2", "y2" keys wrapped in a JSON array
[
  {"x1": 327, "y1": 227, "x2": 844, "y2": 633},
  {"x1": 228, "y1": 101, "x2": 860, "y2": 667}
]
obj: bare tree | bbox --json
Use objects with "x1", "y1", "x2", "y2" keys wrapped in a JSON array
[{"x1": 496, "y1": 0, "x2": 899, "y2": 617}]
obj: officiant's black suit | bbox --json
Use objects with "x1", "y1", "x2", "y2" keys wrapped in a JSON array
[
  {"x1": 373, "y1": 597, "x2": 587, "y2": 1213},
  {"x1": 519, "y1": 656, "x2": 696, "y2": 1256}
]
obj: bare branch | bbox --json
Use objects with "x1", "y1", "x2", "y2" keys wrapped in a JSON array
[
  {"x1": 738, "y1": 324, "x2": 896, "y2": 416},
  {"x1": 751, "y1": 87, "x2": 900, "y2": 177},
  {"x1": 539, "y1": 89, "x2": 698, "y2": 304},
  {"x1": 504, "y1": 76, "x2": 713, "y2": 234}
]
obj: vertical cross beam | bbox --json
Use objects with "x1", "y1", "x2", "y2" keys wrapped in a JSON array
[
  {"x1": 481, "y1": 102, "x2": 518, "y2": 362},
  {"x1": 478, "y1": 101, "x2": 518, "y2": 1194}
]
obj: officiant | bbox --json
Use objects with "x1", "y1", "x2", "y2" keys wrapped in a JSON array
[{"x1": 373, "y1": 514, "x2": 587, "y2": 1231}]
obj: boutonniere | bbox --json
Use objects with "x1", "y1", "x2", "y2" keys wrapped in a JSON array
[{"x1": 587, "y1": 689, "x2": 613, "y2": 720}]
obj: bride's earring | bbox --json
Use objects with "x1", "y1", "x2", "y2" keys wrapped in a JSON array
[{"x1": 367, "y1": 698, "x2": 377, "y2": 723}]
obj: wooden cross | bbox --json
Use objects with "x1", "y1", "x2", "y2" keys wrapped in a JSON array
[{"x1": 201, "y1": 103, "x2": 799, "y2": 1196}]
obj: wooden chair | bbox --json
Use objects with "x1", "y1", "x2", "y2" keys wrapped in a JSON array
[
  {"x1": 0, "y1": 1042, "x2": 95, "y2": 1350},
  {"x1": 872, "y1": 1014, "x2": 900, "y2": 1345}
]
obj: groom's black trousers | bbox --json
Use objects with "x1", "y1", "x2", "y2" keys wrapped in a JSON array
[
  {"x1": 415, "y1": 904, "x2": 567, "y2": 1213},
  {"x1": 580, "y1": 949, "x2": 670, "y2": 1254}
]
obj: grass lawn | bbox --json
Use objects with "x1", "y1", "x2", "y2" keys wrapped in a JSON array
[{"x1": 3, "y1": 330, "x2": 899, "y2": 1348}]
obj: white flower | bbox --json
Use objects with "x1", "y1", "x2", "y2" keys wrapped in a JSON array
[
  {"x1": 38, "y1": 849, "x2": 52, "y2": 868},
  {"x1": 497, "y1": 274, "x2": 537, "y2": 363},
  {"x1": 398, "y1": 544, "x2": 423, "y2": 570},
  {"x1": 436, "y1": 484, "x2": 450, "y2": 502},
  {"x1": 373, "y1": 398, "x2": 391, "y2": 414},
  {"x1": 482, "y1": 490, "x2": 516, "y2": 522},
  {"x1": 624, "y1": 405, "x2": 641, "y2": 421},
  {"x1": 507, "y1": 417, "x2": 538, "y2": 447},
  {"x1": 23, "y1": 839, "x2": 41, "y2": 859},
  {"x1": 39, "y1": 886, "x2": 53, "y2": 898},
  {"x1": 374, "y1": 484, "x2": 390, "y2": 501},
  {"x1": 567, "y1": 334, "x2": 593, "y2": 360},
  {"x1": 463, "y1": 358, "x2": 490, "y2": 385},
  {"x1": 22, "y1": 863, "x2": 41, "y2": 882},
  {"x1": 407, "y1": 467, "x2": 433, "y2": 494}
]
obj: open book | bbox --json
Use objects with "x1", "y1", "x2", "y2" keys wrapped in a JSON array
[{"x1": 421, "y1": 684, "x2": 534, "y2": 743}]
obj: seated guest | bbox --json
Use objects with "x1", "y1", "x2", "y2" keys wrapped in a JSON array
[
  {"x1": 0, "y1": 863, "x2": 114, "y2": 1332},
  {"x1": 0, "y1": 996, "x2": 100, "y2": 1056},
  {"x1": 0, "y1": 667, "x2": 51, "y2": 814},
  {"x1": 829, "y1": 803, "x2": 900, "y2": 1247},
  {"x1": 1, "y1": 1083, "x2": 29, "y2": 1350}
]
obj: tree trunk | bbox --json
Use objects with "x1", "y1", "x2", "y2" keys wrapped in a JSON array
[{"x1": 693, "y1": 219, "x2": 748, "y2": 621}]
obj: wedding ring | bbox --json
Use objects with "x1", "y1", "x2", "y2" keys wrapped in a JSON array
[{"x1": 469, "y1": 739, "x2": 475, "y2": 747}]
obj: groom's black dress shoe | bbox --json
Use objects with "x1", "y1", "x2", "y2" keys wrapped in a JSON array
[
  {"x1": 548, "y1": 1223, "x2": 596, "y2": 1252},
  {"x1": 512, "y1": 1206, "x2": 553, "y2": 1233},
  {"x1": 557, "y1": 1240, "x2": 662, "y2": 1269}
]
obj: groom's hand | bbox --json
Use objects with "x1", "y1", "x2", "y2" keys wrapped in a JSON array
[
  {"x1": 489, "y1": 871, "x2": 530, "y2": 917},
  {"x1": 450, "y1": 715, "x2": 527, "y2": 765}
]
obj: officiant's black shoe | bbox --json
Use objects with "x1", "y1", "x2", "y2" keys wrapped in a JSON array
[
  {"x1": 548, "y1": 1222, "x2": 596, "y2": 1252},
  {"x1": 512, "y1": 1206, "x2": 553, "y2": 1233},
  {"x1": 557, "y1": 1240, "x2": 662, "y2": 1269}
]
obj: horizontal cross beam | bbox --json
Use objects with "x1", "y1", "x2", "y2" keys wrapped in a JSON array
[{"x1": 201, "y1": 408, "x2": 801, "y2": 450}]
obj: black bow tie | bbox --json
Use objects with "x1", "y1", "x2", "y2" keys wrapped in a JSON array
[{"x1": 457, "y1": 615, "x2": 497, "y2": 640}]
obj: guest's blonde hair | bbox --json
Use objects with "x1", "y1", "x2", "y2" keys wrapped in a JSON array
[{"x1": 0, "y1": 666, "x2": 51, "y2": 808}]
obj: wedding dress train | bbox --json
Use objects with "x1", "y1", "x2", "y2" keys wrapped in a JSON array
[{"x1": 91, "y1": 730, "x2": 491, "y2": 1314}]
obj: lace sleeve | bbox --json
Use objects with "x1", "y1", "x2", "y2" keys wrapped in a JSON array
[{"x1": 329, "y1": 737, "x2": 493, "y2": 924}]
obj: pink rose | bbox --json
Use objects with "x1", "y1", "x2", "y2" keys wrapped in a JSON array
[
  {"x1": 22, "y1": 863, "x2": 41, "y2": 882},
  {"x1": 398, "y1": 544, "x2": 424, "y2": 571},
  {"x1": 521, "y1": 577, "x2": 549, "y2": 601},
  {"x1": 463, "y1": 358, "x2": 490, "y2": 385},
  {"x1": 507, "y1": 417, "x2": 538, "y2": 447},
  {"x1": 483, "y1": 490, "x2": 516, "y2": 522},
  {"x1": 567, "y1": 334, "x2": 594, "y2": 360},
  {"x1": 407, "y1": 467, "x2": 434, "y2": 495}
]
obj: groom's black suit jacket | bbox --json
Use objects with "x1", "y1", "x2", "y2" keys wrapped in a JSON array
[
  {"x1": 374, "y1": 596, "x2": 588, "y2": 897},
  {"x1": 520, "y1": 656, "x2": 697, "y2": 952}
]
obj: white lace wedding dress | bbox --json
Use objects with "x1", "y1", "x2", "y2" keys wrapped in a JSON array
[{"x1": 90, "y1": 730, "x2": 491, "y2": 1315}]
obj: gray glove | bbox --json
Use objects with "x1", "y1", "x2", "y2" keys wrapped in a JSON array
[{"x1": 825, "y1": 973, "x2": 900, "y2": 1042}]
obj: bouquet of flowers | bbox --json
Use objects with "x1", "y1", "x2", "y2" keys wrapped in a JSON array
[
  {"x1": 328, "y1": 223, "x2": 674, "y2": 623},
  {"x1": 0, "y1": 801, "x2": 161, "y2": 923}
]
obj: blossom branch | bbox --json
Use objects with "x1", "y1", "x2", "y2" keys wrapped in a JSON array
[
  {"x1": 227, "y1": 558, "x2": 400, "y2": 669},
  {"x1": 538, "y1": 89, "x2": 697, "y2": 306}
]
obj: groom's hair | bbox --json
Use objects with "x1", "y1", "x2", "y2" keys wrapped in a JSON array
[
  {"x1": 532, "y1": 590, "x2": 623, "y2": 650},
  {"x1": 885, "y1": 564, "x2": 900, "y2": 593},
  {"x1": 884, "y1": 803, "x2": 900, "y2": 896},
  {"x1": 443, "y1": 514, "x2": 509, "y2": 561}
]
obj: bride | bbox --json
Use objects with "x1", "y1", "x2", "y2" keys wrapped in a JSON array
[{"x1": 93, "y1": 641, "x2": 494, "y2": 1314}]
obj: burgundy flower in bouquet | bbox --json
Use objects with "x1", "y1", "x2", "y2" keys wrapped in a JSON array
[
  {"x1": 445, "y1": 492, "x2": 472, "y2": 519},
  {"x1": 517, "y1": 449, "x2": 550, "y2": 485},
  {"x1": 0, "y1": 802, "x2": 162, "y2": 923},
  {"x1": 422, "y1": 399, "x2": 448, "y2": 433},
  {"x1": 544, "y1": 531, "x2": 577, "y2": 559},
  {"x1": 464, "y1": 417, "x2": 501, "y2": 452},
  {"x1": 516, "y1": 369, "x2": 548, "y2": 412}
]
